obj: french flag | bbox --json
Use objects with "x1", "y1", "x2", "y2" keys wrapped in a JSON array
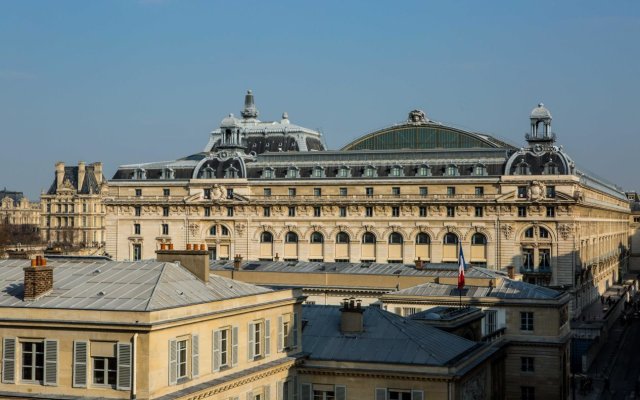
[{"x1": 458, "y1": 246, "x2": 466, "y2": 290}]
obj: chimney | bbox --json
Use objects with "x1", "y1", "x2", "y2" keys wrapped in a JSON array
[
  {"x1": 274, "y1": 253, "x2": 280, "y2": 262},
  {"x1": 55, "y1": 162, "x2": 65, "y2": 189},
  {"x1": 233, "y1": 254, "x2": 243, "y2": 270},
  {"x1": 156, "y1": 245, "x2": 209, "y2": 282},
  {"x1": 78, "y1": 161, "x2": 86, "y2": 191},
  {"x1": 507, "y1": 266, "x2": 515, "y2": 279},
  {"x1": 415, "y1": 257, "x2": 424, "y2": 271},
  {"x1": 94, "y1": 162, "x2": 103, "y2": 185},
  {"x1": 24, "y1": 257, "x2": 53, "y2": 301},
  {"x1": 340, "y1": 298, "x2": 364, "y2": 334}
]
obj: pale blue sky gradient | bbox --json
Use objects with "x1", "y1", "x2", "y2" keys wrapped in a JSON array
[{"x1": 1, "y1": 1, "x2": 639, "y2": 198}]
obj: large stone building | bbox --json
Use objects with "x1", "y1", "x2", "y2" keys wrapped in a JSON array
[
  {"x1": 103, "y1": 92, "x2": 630, "y2": 319},
  {"x1": 0, "y1": 189, "x2": 40, "y2": 226}
]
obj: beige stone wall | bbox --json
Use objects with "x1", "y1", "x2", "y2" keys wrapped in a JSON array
[{"x1": 0, "y1": 197, "x2": 40, "y2": 225}]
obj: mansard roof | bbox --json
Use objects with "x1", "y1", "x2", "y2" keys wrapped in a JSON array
[{"x1": 47, "y1": 164, "x2": 104, "y2": 195}]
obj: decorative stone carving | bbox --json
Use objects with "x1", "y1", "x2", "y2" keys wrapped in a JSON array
[
  {"x1": 210, "y1": 184, "x2": 226, "y2": 200},
  {"x1": 558, "y1": 223, "x2": 573, "y2": 240},
  {"x1": 235, "y1": 223, "x2": 246, "y2": 236},
  {"x1": 188, "y1": 223, "x2": 200, "y2": 237},
  {"x1": 501, "y1": 224, "x2": 513, "y2": 239}
]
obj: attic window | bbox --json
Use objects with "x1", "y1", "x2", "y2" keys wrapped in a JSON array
[
  {"x1": 262, "y1": 168, "x2": 274, "y2": 179},
  {"x1": 543, "y1": 162, "x2": 558, "y2": 175},
  {"x1": 162, "y1": 168, "x2": 175, "y2": 180},
  {"x1": 286, "y1": 167, "x2": 299, "y2": 179},
  {"x1": 224, "y1": 166, "x2": 239, "y2": 179},
  {"x1": 390, "y1": 165, "x2": 403, "y2": 177},
  {"x1": 134, "y1": 168, "x2": 147, "y2": 180},
  {"x1": 201, "y1": 166, "x2": 215, "y2": 179},
  {"x1": 312, "y1": 166, "x2": 325, "y2": 178},
  {"x1": 417, "y1": 164, "x2": 431, "y2": 177},
  {"x1": 364, "y1": 166, "x2": 377, "y2": 178},
  {"x1": 473, "y1": 164, "x2": 487, "y2": 176},
  {"x1": 445, "y1": 164, "x2": 459, "y2": 177},
  {"x1": 337, "y1": 166, "x2": 350, "y2": 178},
  {"x1": 516, "y1": 162, "x2": 530, "y2": 175}
]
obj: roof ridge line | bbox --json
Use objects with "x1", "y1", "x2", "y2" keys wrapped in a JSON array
[{"x1": 145, "y1": 261, "x2": 170, "y2": 311}]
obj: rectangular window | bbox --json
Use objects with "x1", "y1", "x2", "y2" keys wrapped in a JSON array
[
  {"x1": 134, "y1": 206, "x2": 141, "y2": 217},
  {"x1": 475, "y1": 186, "x2": 484, "y2": 196},
  {"x1": 366, "y1": 187, "x2": 374, "y2": 197},
  {"x1": 366, "y1": 207, "x2": 373, "y2": 217},
  {"x1": 313, "y1": 188, "x2": 322, "y2": 197},
  {"x1": 226, "y1": 188, "x2": 234, "y2": 199},
  {"x1": 484, "y1": 310, "x2": 497, "y2": 334},
  {"x1": 520, "y1": 312, "x2": 534, "y2": 331},
  {"x1": 288, "y1": 207, "x2": 296, "y2": 217},
  {"x1": 388, "y1": 390, "x2": 412, "y2": 400},
  {"x1": 163, "y1": 188, "x2": 170, "y2": 196},
  {"x1": 517, "y1": 186, "x2": 527, "y2": 198},
  {"x1": 219, "y1": 328, "x2": 230, "y2": 368},
  {"x1": 252, "y1": 322, "x2": 263, "y2": 358},
  {"x1": 419, "y1": 206, "x2": 427, "y2": 217},
  {"x1": 339, "y1": 207, "x2": 347, "y2": 218},
  {"x1": 447, "y1": 206, "x2": 455, "y2": 217},
  {"x1": 133, "y1": 244, "x2": 141, "y2": 261},
  {"x1": 93, "y1": 356, "x2": 117, "y2": 386},
  {"x1": 314, "y1": 207, "x2": 321, "y2": 217},
  {"x1": 419, "y1": 187, "x2": 428, "y2": 197},
  {"x1": 162, "y1": 224, "x2": 169, "y2": 235},
  {"x1": 518, "y1": 206, "x2": 527, "y2": 217},
  {"x1": 263, "y1": 188, "x2": 271, "y2": 197},
  {"x1": 227, "y1": 207, "x2": 234, "y2": 217},
  {"x1": 134, "y1": 223, "x2": 141, "y2": 235},
  {"x1": 475, "y1": 206, "x2": 483, "y2": 217},
  {"x1": 392, "y1": 187, "x2": 401, "y2": 196},
  {"x1": 447, "y1": 187, "x2": 456, "y2": 197},
  {"x1": 264, "y1": 207, "x2": 271, "y2": 217},
  {"x1": 288, "y1": 188, "x2": 296, "y2": 197},
  {"x1": 392, "y1": 207, "x2": 400, "y2": 217},
  {"x1": 546, "y1": 206, "x2": 555, "y2": 217},
  {"x1": 339, "y1": 187, "x2": 348, "y2": 196},
  {"x1": 521, "y1": 386, "x2": 535, "y2": 400},
  {"x1": 204, "y1": 207, "x2": 211, "y2": 217},
  {"x1": 21, "y1": 342, "x2": 44, "y2": 383},
  {"x1": 546, "y1": 186, "x2": 556, "y2": 198},
  {"x1": 203, "y1": 189, "x2": 211, "y2": 199},
  {"x1": 521, "y1": 357, "x2": 535, "y2": 372},
  {"x1": 539, "y1": 249, "x2": 551, "y2": 269},
  {"x1": 135, "y1": 189, "x2": 142, "y2": 197},
  {"x1": 177, "y1": 340, "x2": 188, "y2": 379},
  {"x1": 163, "y1": 207, "x2": 169, "y2": 217}
]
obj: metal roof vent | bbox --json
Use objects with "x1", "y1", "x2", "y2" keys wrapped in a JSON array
[
  {"x1": 176, "y1": 290, "x2": 184, "y2": 295},
  {"x1": 360, "y1": 262, "x2": 371, "y2": 268},
  {"x1": 98, "y1": 291, "x2": 106, "y2": 296},
  {"x1": 93, "y1": 269, "x2": 101, "y2": 274}
]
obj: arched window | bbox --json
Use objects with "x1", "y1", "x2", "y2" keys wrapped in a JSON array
[
  {"x1": 310, "y1": 231, "x2": 324, "y2": 260},
  {"x1": 415, "y1": 233, "x2": 431, "y2": 261},
  {"x1": 524, "y1": 227, "x2": 534, "y2": 238},
  {"x1": 389, "y1": 232, "x2": 403, "y2": 244},
  {"x1": 285, "y1": 232, "x2": 298, "y2": 243},
  {"x1": 310, "y1": 232, "x2": 324, "y2": 243},
  {"x1": 539, "y1": 227, "x2": 550, "y2": 238},
  {"x1": 336, "y1": 232, "x2": 350, "y2": 243},
  {"x1": 443, "y1": 233, "x2": 459, "y2": 261},
  {"x1": 471, "y1": 233, "x2": 487, "y2": 245},
  {"x1": 416, "y1": 233, "x2": 431, "y2": 244},
  {"x1": 260, "y1": 232, "x2": 273, "y2": 243},
  {"x1": 209, "y1": 226, "x2": 217, "y2": 236},
  {"x1": 444, "y1": 233, "x2": 459, "y2": 244},
  {"x1": 363, "y1": 232, "x2": 376, "y2": 244},
  {"x1": 221, "y1": 226, "x2": 229, "y2": 236}
]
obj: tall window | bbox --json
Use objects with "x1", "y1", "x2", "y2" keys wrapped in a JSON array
[
  {"x1": 163, "y1": 207, "x2": 169, "y2": 217},
  {"x1": 520, "y1": 312, "x2": 534, "y2": 331},
  {"x1": 93, "y1": 356, "x2": 117, "y2": 386},
  {"x1": 311, "y1": 232, "x2": 324, "y2": 243},
  {"x1": 227, "y1": 207, "x2": 234, "y2": 217},
  {"x1": 285, "y1": 232, "x2": 298, "y2": 244},
  {"x1": 177, "y1": 339, "x2": 188, "y2": 379},
  {"x1": 134, "y1": 223, "x2": 141, "y2": 235},
  {"x1": 521, "y1": 357, "x2": 535, "y2": 372},
  {"x1": 135, "y1": 188, "x2": 142, "y2": 197},
  {"x1": 21, "y1": 342, "x2": 44, "y2": 382},
  {"x1": 135, "y1": 206, "x2": 141, "y2": 217},
  {"x1": 392, "y1": 207, "x2": 400, "y2": 217},
  {"x1": 204, "y1": 207, "x2": 211, "y2": 217},
  {"x1": 133, "y1": 244, "x2": 141, "y2": 261},
  {"x1": 365, "y1": 207, "x2": 373, "y2": 217},
  {"x1": 443, "y1": 233, "x2": 459, "y2": 261},
  {"x1": 518, "y1": 206, "x2": 527, "y2": 217},
  {"x1": 446, "y1": 206, "x2": 455, "y2": 217},
  {"x1": 339, "y1": 207, "x2": 347, "y2": 217},
  {"x1": 475, "y1": 206, "x2": 483, "y2": 217},
  {"x1": 263, "y1": 207, "x2": 271, "y2": 217},
  {"x1": 162, "y1": 224, "x2": 169, "y2": 235},
  {"x1": 288, "y1": 207, "x2": 296, "y2": 217},
  {"x1": 546, "y1": 206, "x2": 555, "y2": 217},
  {"x1": 419, "y1": 206, "x2": 427, "y2": 217},
  {"x1": 314, "y1": 207, "x2": 321, "y2": 217},
  {"x1": 484, "y1": 310, "x2": 497, "y2": 334}
]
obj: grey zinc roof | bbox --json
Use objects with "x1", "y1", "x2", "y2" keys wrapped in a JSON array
[
  {"x1": 302, "y1": 305, "x2": 478, "y2": 366},
  {"x1": 0, "y1": 259, "x2": 270, "y2": 311},
  {"x1": 387, "y1": 279, "x2": 561, "y2": 300},
  {"x1": 212, "y1": 259, "x2": 505, "y2": 280}
]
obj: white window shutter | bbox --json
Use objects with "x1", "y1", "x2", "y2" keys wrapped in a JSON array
[
  {"x1": 248, "y1": 323, "x2": 255, "y2": 361},
  {"x1": 335, "y1": 385, "x2": 346, "y2": 400},
  {"x1": 213, "y1": 330, "x2": 221, "y2": 372},
  {"x1": 265, "y1": 319, "x2": 271, "y2": 356},
  {"x1": 116, "y1": 342, "x2": 132, "y2": 391},
  {"x1": 264, "y1": 384, "x2": 271, "y2": 400},
  {"x1": 375, "y1": 388, "x2": 387, "y2": 400},
  {"x1": 232, "y1": 326, "x2": 239, "y2": 367},
  {"x1": 411, "y1": 390, "x2": 424, "y2": 400},
  {"x1": 277, "y1": 315, "x2": 284, "y2": 352},
  {"x1": 169, "y1": 339, "x2": 177, "y2": 385},
  {"x1": 72, "y1": 341, "x2": 88, "y2": 388},
  {"x1": 44, "y1": 339, "x2": 58, "y2": 386},
  {"x1": 293, "y1": 312, "x2": 299, "y2": 348},
  {"x1": 301, "y1": 383, "x2": 312, "y2": 400},
  {"x1": 2, "y1": 337, "x2": 15, "y2": 384},
  {"x1": 191, "y1": 334, "x2": 199, "y2": 378}
]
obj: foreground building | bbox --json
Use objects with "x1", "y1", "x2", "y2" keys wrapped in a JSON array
[{"x1": 104, "y1": 91, "x2": 630, "y2": 319}]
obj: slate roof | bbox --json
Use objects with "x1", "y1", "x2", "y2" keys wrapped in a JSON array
[
  {"x1": 0, "y1": 259, "x2": 271, "y2": 311},
  {"x1": 0, "y1": 189, "x2": 24, "y2": 204},
  {"x1": 302, "y1": 305, "x2": 479, "y2": 366},
  {"x1": 47, "y1": 164, "x2": 104, "y2": 195},
  {"x1": 385, "y1": 279, "x2": 561, "y2": 300}
]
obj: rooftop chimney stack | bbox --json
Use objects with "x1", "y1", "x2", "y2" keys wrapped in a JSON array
[
  {"x1": 156, "y1": 245, "x2": 209, "y2": 282},
  {"x1": 94, "y1": 162, "x2": 103, "y2": 185},
  {"x1": 415, "y1": 257, "x2": 424, "y2": 271},
  {"x1": 506, "y1": 266, "x2": 515, "y2": 279},
  {"x1": 233, "y1": 254, "x2": 243, "y2": 271},
  {"x1": 340, "y1": 297, "x2": 364, "y2": 334},
  {"x1": 24, "y1": 257, "x2": 53, "y2": 301},
  {"x1": 55, "y1": 162, "x2": 65, "y2": 189},
  {"x1": 78, "y1": 161, "x2": 86, "y2": 191}
]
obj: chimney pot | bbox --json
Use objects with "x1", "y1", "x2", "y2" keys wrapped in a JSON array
[
  {"x1": 274, "y1": 253, "x2": 280, "y2": 261},
  {"x1": 507, "y1": 266, "x2": 515, "y2": 279},
  {"x1": 415, "y1": 257, "x2": 424, "y2": 271},
  {"x1": 31, "y1": 258, "x2": 37, "y2": 267},
  {"x1": 169, "y1": 243, "x2": 174, "y2": 250},
  {"x1": 186, "y1": 243, "x2": 192, "y2": 250},
  {"x1": 340, "y1": 297, "x2": 364, "y2": 333}
]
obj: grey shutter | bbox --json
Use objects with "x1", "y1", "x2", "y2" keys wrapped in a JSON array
[
  {"x1": 265, "y1": 319, "x2": 271, "y2": 356},
  {"x1": 44, "y1": 339, "x2": 58, "y2": 386},
  {"x1": 277, "y1": 315, "x2": 284, "y2": 352},
  {"x1": 301, "y1": 383, "x2": 312, "y2": 400},
  {"x1": 2, "y1": 337, "x2": 15, "y2": 383},
  {"x1": 116, "y1": 342, "x2": 132, "y2": 391},
  {"x1": 232, "y1": 326, "x2": 239, "y2": 366},
  {"x1": 191, "y1": 334, "x2": 199, "y2": 378},
  {"x1": 411, "y1": 390, "x2": 424, "y2": 400},
  {"x1": 169, "y1": 339, "x2": 177, "y2": 385},
  {"x1": 213, "y1": 330, "x2": 221, "y2": 372},
  {"x1": 292, "y1": 376, "x2": 298, "y2": 400},
  {"x1": 293, "y1": 312, "x2": 299, "y2": 348},
  {"x1": 335, "y1": 385, "x2": 346, "y2": 400},
  {"x1": 264, "y1": 385, "x2": 271, "y2": 400},
  {"x1": 248, "y1": 323, "x2": 255, "y2": 360},
  {"x1": 72, "y1": 341, "x2": 88, "y2": 388},
  {"x1": 375, "y1": 388, "x2": 387, "y2": 400}
]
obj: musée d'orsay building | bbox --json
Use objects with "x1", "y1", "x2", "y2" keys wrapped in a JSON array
[{"x1": 103, "y1": 91, "x2": 630, "y2": 317}]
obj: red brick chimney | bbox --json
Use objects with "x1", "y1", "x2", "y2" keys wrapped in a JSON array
[
  {"x1": 233, "y1": 254, "x2": 243, "y2": 271},
  {"x1": 23, "y1": 257, "x2": 53, "y2": 301},
  {"x1": 415, "y1": 257, "x2": 424, "y2": 271}
]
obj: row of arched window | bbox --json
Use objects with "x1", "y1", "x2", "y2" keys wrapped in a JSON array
[
  {"x1": 260, "y1": 231, "x2": 487, "y2": 245},
  {"x1": 261, "y1": 163, "x2": 488, "y2": 179}
]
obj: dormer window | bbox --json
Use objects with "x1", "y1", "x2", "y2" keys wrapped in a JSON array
[
  {"x1": 445, "y1": 164, "x2": 459, "y2": 177},
  {"x1": 134, "y1": 168, "x2": 146, "y2": 180},
  {"x1": 162, "y1": 168, "x2": 175, "y2": 180},
  {"x1": 390, "y1": 165, "x2": 403, "y2": 177},
  {"x1": 473, "y1": 163, "x2": 486, "y2": 176},
  {"x1": 286, "y1": 166, "x2": 300, "y2": 179},
  {"x1": 417, "y1": 164, "x2": 431, "y2": 177},
  {"x1": 337, "y1": 166, "x2": 351, "y2": 178},
  {"x1": 312, "y1": 166, "x2": 325, "y2": 178},
  {"x1": 200, "y1": 166, "x2": 215, "y2": 179},
  {"x1": 364, "y1": 165, "x2": 377, "y2": 178},
  {"x1": 516, "y1": 162, "x2": 530, "y2": 175},
  {"x1": 224, "y1": 166, "x2": 239, "y2": 179},
  {"x1": 543, "y1": 161, "x2": 558, "y2": 175},
  {"x1": 262, "y1": 167, "x2": 274, "y2": 179}
]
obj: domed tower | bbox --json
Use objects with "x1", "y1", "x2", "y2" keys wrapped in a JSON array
[
  {"x1": 527, "y1": 103, "x2": 554, "y2": 143},
  {"x1": 217, "y1": 113, "x2": 246, "y2": 150}
]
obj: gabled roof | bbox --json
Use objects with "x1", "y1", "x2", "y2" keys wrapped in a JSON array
[
  {"x1": 302, "y1": 305, "x2": 479, "y2": 366},
  {"x1": 0, "y1": 259, "x2": 271, "y2": 311}
]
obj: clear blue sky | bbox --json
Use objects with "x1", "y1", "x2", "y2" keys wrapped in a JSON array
[{"x1": 1, "y1": 1, "x2": 639, "y2": 198}]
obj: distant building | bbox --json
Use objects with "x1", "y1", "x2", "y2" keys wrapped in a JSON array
[
  {"x1": 40, "y1": 162, "x2": 107, "y2": 254},
  {"x1": 0, "y1": 189, "x2": 40, "y2": 226}
]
